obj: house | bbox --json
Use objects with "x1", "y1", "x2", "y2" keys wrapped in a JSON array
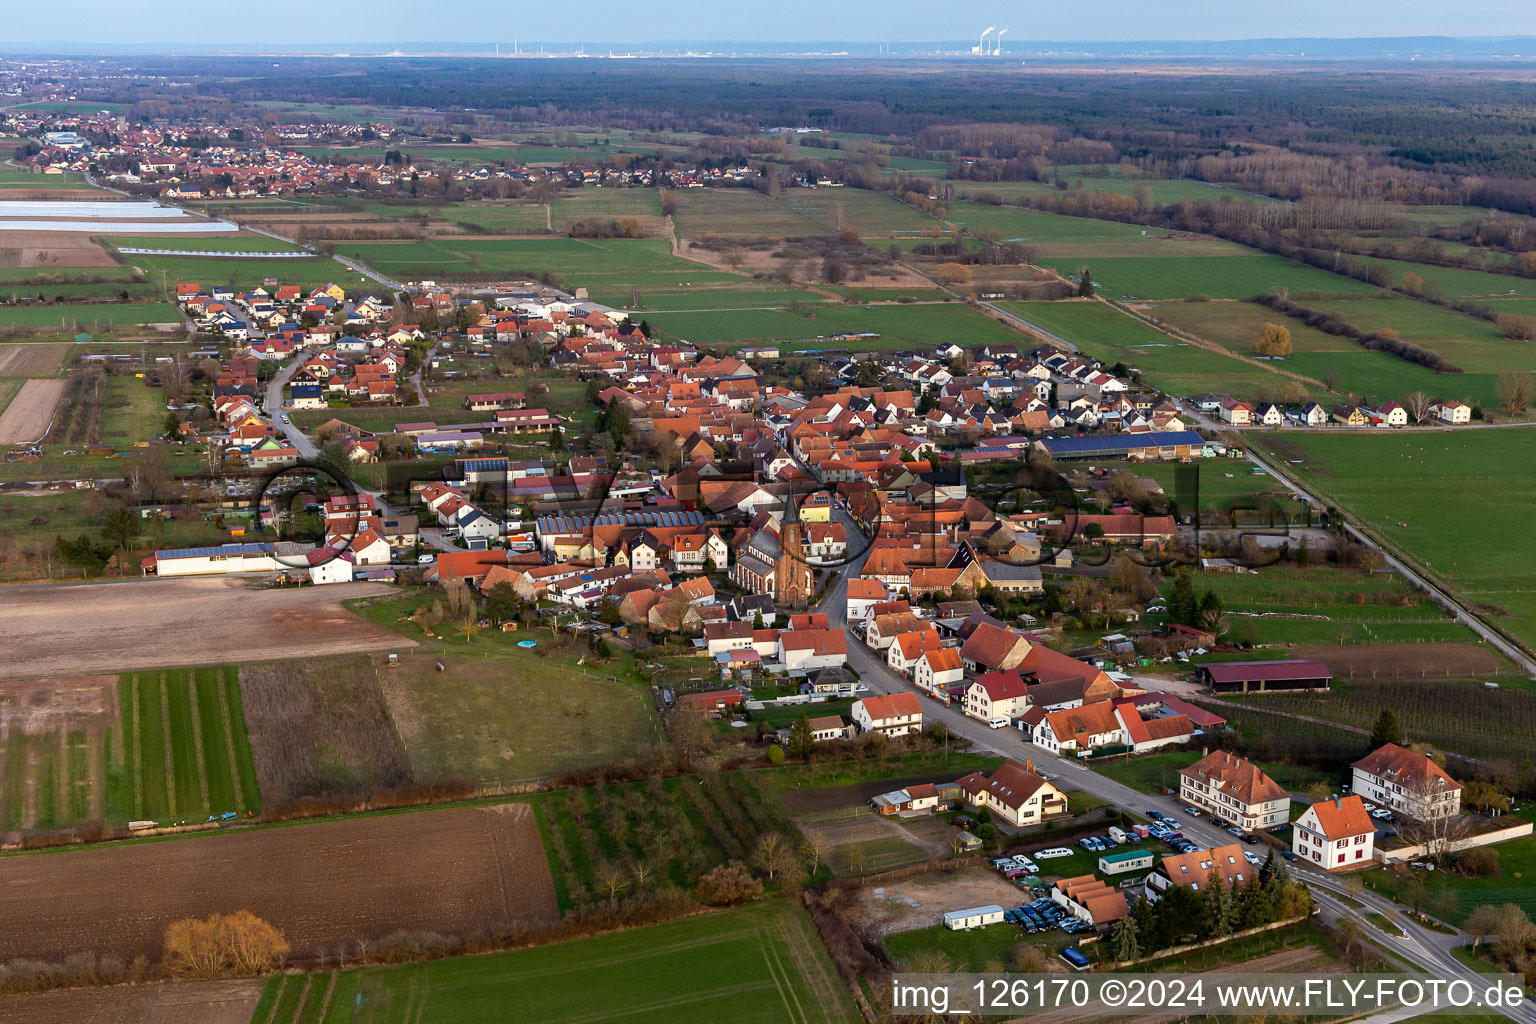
[
  {"x1": 963, "y1": 669, "x2": 1031, "y2": 724},
  {"x1": 1331, "y1": 405, "x2": 1369, "y2": 427},
  {"x1": 852, "y1": 693, "x2": 924, "y2": 738},
  {"x1": 1098, "y1": 849, "x2": 1154, "y2": 876},
  {"x1": 1294, "y1": 795, "x2": 1375, "y2": 870},
  {"x1": 1298, "y1": 401, "x2": 1329, "y2": 427},
  {"x1": 955, "y1": 758, "x2": 1068, "y2": 827},
  {"x1": 1351, "y1": 743, "x2": 1462, "y2": 821},
  {"x1": 1114, "y1": 700, "x2": 1195, "y2": 753},
  {"x1": 1252, "y1": 402, "x2": 1284, "y2": 427},
  {"x1": 1052, "y1": 875, "x2": 1130, "y2": 927},
  {"x1": 1178, "y1": 750, "x2": 1290, "y2": 831},
  {"x1": 845, "y1": 577, "x2": 890, "y2": 621},
  {"x1": 1219, "y1": 398, "x2": 1252, "y2": 426},
  {"x1": 802, "y1": 715, "x2": 854, "y2": 743},
  {"x1": 778, "y1": 628, "x2": 848, "y2": 673},
  {"x1": 1032, "y1": 700, "x2": 1123, "y2": 756},
  {"x1": 1376, "y1": 401, "x2": 1409, "y2": 427},
  {"x1": 886, "y1": 627, "x2": 943, "y2": 677},
  {"x1": 959, "y1": 622, "x2": 1032, "y2": 674},
  {"x1": 1429, "y1": 399, "x2": 1472, "y2": 424},
  {"x1": 913, "y1": 648, "x2": 964, "y2": 699},
  {"x1": 1145, "y1": 843, "x2": 1251, "y2": 903},
  {"x1": 305, "y1": 546, "x2": 355, "y2": 585}
]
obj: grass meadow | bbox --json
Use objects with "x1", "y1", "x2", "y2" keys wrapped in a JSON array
[
  {"x1": 1038, "y1": 251, "x2": 1381, "y2": 301},
  {"x1": 1252, "y1": 428, "x2": 1536, "y2": 656},
  {"x1": 255, "y1": 901, "x2": 859, "y2": 1024}
]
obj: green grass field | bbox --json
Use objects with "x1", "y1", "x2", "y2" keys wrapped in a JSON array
[
  {"x1": 946, "y1": 200, "x2": 1177, "y2": 246},
  {"x1": 258, "y1": 901, "x2": 859, "y2": 1024},
  {"x1": 956, "y1": 178, "x2": 1277, "y2": 206},
  {"x1": 1252, "y1": 428, "x2": 1536, "y2": 655},
  {"x1": 1362, "y1": 256, "x2": 1536, "y2": 301},
  {"x1": 642, "y1": 299, "x2": 1023, "y2": 348},
  {"x1": 104, "y1": 668, "x2": 262, "y2": 823},
  {"x1": 98, "y1": 375, "x2": 167, "y2": 443},
  {"x1": 1306, "y1": 297, "x2": 1536, "y2": 377},
  {"x1": 1150, "y1": 299, "x2": 1471, "y2": 405},
  {"x1": 0, "y1": 166, "x2": 93, "y2": 188},
  {"x1": 1364, "y1": 816, "x2": 1536, "y2": 925},
  {"x1": 335, "y1": 237, "x2": 698, "y2": 281},
  {"x1": 1096, "y1": 751, "x2": 1331, "y2": 796},
  {"x1": 0, "y1": 302, "x2": 180, "y2": 328},
  {"x1": 1040, "y1": 251, "x2": 1381, "y2": 301}
]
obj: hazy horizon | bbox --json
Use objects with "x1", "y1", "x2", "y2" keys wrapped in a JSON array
[{"x1": 7, "y1": 0, "x2": 1536, "y2": 47}]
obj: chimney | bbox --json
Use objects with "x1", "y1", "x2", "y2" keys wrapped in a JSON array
[{"x1": 1335, "y1": 797, "x2": 1342, "y2": 809}]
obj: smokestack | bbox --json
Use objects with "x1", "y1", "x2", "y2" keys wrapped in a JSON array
[
  {"x1": 978, "y1": 26, "x2": 996, "y2": 54},
  {"x1": 994, "y1": 27, "x2": 1009, "y2": 55}
]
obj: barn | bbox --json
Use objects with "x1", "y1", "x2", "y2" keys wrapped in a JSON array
[{"x1": 1199, "y1": 660, "x2": 1332, "y2": 695}]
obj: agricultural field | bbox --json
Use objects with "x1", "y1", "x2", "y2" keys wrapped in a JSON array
[
  {"x1": 257, "y1": 901, "x2": 858, "y2": 1024},
  {"x1": 0, "y1": 377, "x2": 66, "y2": 443},
  {"x1": 0, "y1": 265, "x2": 141, "y2": 283},
  {"x1": 644, "y1": 308, "x2": 834, "y2": 345},
  {"x1": 0, "y1": 301, "x2": 180, "y2": 328},
  {"x1": 98, "y1": 373, "x2": 168, "y2": 443},
  {"x1": 0, "y1": 341, "x2": 69, "y2": 377},
  {"x1": 945, "y1": 200, "x2": 1177, "y2": 248},
  {"x1": 237, "y1": 657, "x2": 410, "y2": 808},
  {"x1": 673, "y1": 189, "x2": 830, "y2": 238},
  {"x1": 0, "y1": 578, "x2": 415, "y2": 680},
  {"x1": 1306, "y1": 296, "x2": 1536, "y2": 380},
  {"x1": 650, "y1": 301, "x2": 1024, "y2": 350},
  {"x1": 1148, "y1": 299, "x2": 1471, "y2": 405},
  {"x1": 1363, "y1": 256, "x2": 1536, "y2": 301},
  {"x1": 1161, "y1": 566, "x2": 1496, "y2": 650},
  {"x1": 786, "y1": 189, "x2": 945, "y2": 237},
  {"x1": 0, "y1": 977, "x2": 264, "y2": 1024},
  {"x1": 1251, "y1": 428, "x2": 1536, "y2": 656},
  {"x1": 530, "y1": 769, "x2": 795, "y2": 910},
  {"x1": 1362, "y1": 812, "x2": 1536, "y2": 925},
  {"x1": 955, "y1": 178, "x2": 1277, "y2": 206},
  {"x1": 0, "y1": 667, "x2": 260, "y2": 834},
  {"x1": 1039, "y1": 250, "x2": 1381, "y2": 301},
  {"x1": 0, "y1": 802, "x2": 557, "y2": 963},
  {"x1": 999, "y1": 300, "x2": 1308, "y2": 400},
  {"x1": 345, "y1": 595, "x2": 659, "y2": 786}
]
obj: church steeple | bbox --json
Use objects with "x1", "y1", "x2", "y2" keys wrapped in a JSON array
[{"x1": 773, "y1": 490, "x2": 812, "y2": 607}]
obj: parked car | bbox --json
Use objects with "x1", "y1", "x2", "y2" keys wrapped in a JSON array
[
  {"x1": 1035, "y1": 847, "x2": 1073, "y2": 859},
  {"x1": 1244, "y1": 851, "x2": 1261, "y2": 865},
  {"x1": 1162, "y1": 817, "x2": 1181, "y2": 829},
  {"x1": 1183, "y1": 807, "x2": 1201, "y2": 817},
  {"x1": 1280, "y1": 850, "x2": 1298, "y2": 862},
  {"x1": 1144, "y1": 809, "x2": 1163, "y2": 819},
  {"x1": 1242, "y1": 835, "x2": 1260, "y2": 845},
  {"x1": 1226, "y1": 826, "x2": 1246, "y2": 838}
]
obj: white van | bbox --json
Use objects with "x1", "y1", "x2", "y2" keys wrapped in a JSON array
[
  {"x1": 1108, "y1": 826, "x2": 1129, "y2": 845},
  {"x1": 987, "y1": 716, "x2": 1010, "y2": 729}
]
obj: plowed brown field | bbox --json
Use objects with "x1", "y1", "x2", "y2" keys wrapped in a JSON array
[
  {"x1": 0, "y1": 578, "x2": 416, "y2": 679},
  {"x1": 0, "y1": 803, "x2": 557, "y2": 963}
]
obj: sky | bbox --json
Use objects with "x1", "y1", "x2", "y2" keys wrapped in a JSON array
[{"x1": 7, "y1": 0, "x2": 1536, "y2": 46}]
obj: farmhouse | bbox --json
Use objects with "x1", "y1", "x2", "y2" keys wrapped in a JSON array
[
  {"x1": 1199, "y1": 660, "x2": 1331, "y2": 695},
  {"x1": 1032, "y1": 700, "x2": 1123, "y2": 756},
  {"x1": 1293, "y1": 795, "x2": 1375, "y2": 870},
  {"x1": 1351, "y1": 743, "x2": 1462, "y2": 821},
  {"x1": 913, "y1": 648, "x2": 964, "y2": 698},
  {"x1": 1177, "y1": 750, "x2": 1290, "y2": 830},
  {"x1": 963, "y1": 668, "x2": 1031, "y2": 723}
]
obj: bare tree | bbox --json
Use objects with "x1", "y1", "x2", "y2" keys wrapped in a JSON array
[
  {"x1": 1401, "y1": 390, "x2": 1434, "y2": 424},
  {"x1": 1497, "y1": 369, "x2": 1535, "y2": 416},
  {"x1": 597, "y1": 864, "x2": 629, "y2": 909},
  {"x1": 753, "y1": 832, "x2": 794, "y2": 882},
  {"x1": 801, "y1": 829, "x2": 830, "y2": 876}
]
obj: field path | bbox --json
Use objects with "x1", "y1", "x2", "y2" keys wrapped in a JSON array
[{"x1": 0, "y1": 377, "x2": 65, "y2": 443}]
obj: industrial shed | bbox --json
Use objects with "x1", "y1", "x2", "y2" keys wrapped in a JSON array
[
  {"x1": 1035, "y1": 430, "x2": 1204, "y2": 462},
  {"x1": 1199, "y1": 660, "x2": 1332, "y2": 695}
]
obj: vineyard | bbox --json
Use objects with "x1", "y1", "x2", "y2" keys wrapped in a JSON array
[
  {"x1": 532, "y1": 769, "x2": 796, "y2": 912},
  {"x1": 45, "y1": 366, "x2": 104, "y2": 446},
  {"x1": 1222, "y1": 679, "x2": 1536, "y2": 771}
]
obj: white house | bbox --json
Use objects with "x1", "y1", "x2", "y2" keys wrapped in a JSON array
[
  {"x1": 956, "y1": 759, "x2": 1069, "y2": 827},
  {"x1": 1429, "y1": 399, "x2": 1472, "y2": 424},
  {"x1": 886, "y1": 628, "x2": 942, "y2": 677},
  {"x1": 307, "y1": 549, "x2": 354, "y2": 585},
  {"x1": 778, "y1": 629, "x2": 848, "y2": 673},
  {"x1": 963, "y1": 670, "x2": 1031, "y2": 724},
  {"x1": 1294, "y1": 795, "x2": 1375, "y2": 870},
  {"x1": 1032, "y1": 700, "x2": 1122, "y2": 756},
  {"x1": 1351, "y1": 743, "x2": 1462, "y2": 821},
  {"x1": 1178, "y1": 750, "x2": 1291, "y2": 830},
  {"x1": 845, "y1": 577, "x2": 889, "y2": 621},
  {"x1": 852, "y1": 693, "x2": 923, "y2": 737},
  {"x1": 913, "y1": 648, "x2": 964, "y2": 698},
  {"x1": 457, "y1": 509, "x2": 502, "y2": 545}
]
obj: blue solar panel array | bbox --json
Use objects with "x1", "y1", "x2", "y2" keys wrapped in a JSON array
[
  {"x1": 1040, "y1": 430, "x2": 1204, "y2": 455},
  {"x1": 158, "y1": 542, "x2": 275, "y2": 560},
  {"x1": 536, "y1": 509, "x2": 706, "y2": 535}
]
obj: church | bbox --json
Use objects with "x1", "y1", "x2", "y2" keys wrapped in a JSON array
[{"x1": 730, "y1": 493, "x2": 816, "y2": 607}]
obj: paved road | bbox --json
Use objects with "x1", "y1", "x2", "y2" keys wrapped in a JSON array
[{"x1": 982, "y1": 301, "x2": 1079, "y2": 353}]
